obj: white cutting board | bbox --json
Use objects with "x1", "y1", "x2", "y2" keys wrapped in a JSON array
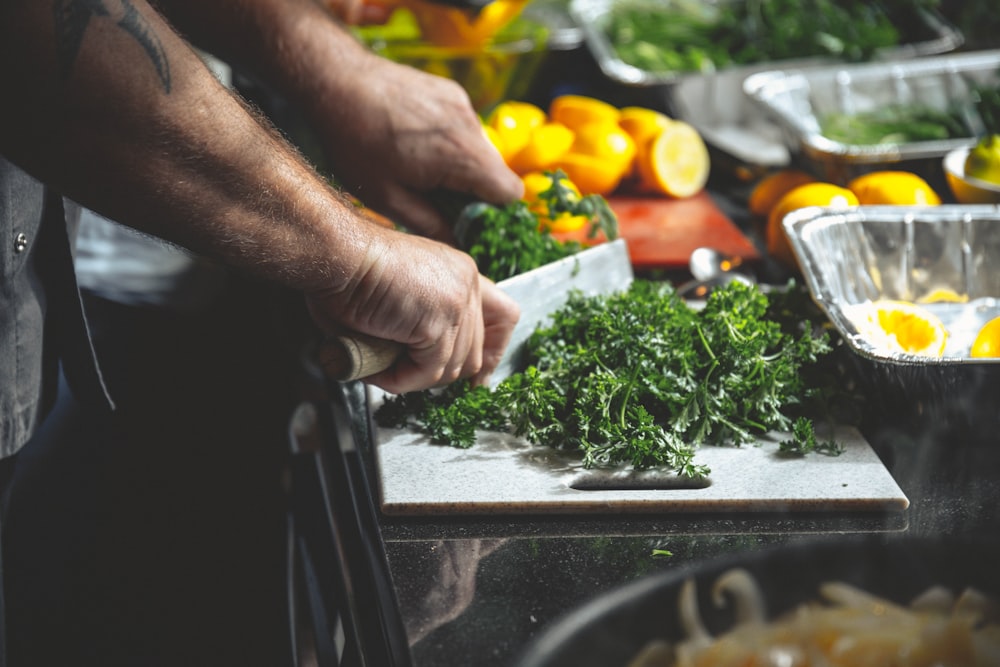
[{"x1": 369, "y1": 390, "x2": 909, "y2": 516}]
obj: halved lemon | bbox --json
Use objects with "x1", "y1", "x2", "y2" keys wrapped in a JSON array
[
  {"x1": 846, "y1": 300, "x2": 948, "y2": 358},
  {"x1": 634, "y1": 121, "x2": 710, "y2": 199},
  {"x1": 970, "y1": 315, "x2": 1000, "y2": 358}
]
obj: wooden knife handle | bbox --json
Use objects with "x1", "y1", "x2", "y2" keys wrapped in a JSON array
[{"x1": 318, "y1": 333, "x2": 404, "y2": 381}]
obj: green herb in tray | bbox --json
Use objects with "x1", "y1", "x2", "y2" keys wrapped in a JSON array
[
  {"x1": 606, "y1": 0, "x2": 939, "y2": 74},
  {"x1": 819, "y1": 104, "x2": 973, "y2": 145}
]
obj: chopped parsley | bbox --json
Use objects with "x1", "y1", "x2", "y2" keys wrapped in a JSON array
[{"x1": 375, "y1": 280, "x2": 842, "y2": 480}]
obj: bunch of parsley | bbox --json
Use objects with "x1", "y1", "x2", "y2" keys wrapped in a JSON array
[
  {"x1": 375, "y1": 280, "x2": 836, "y2": 480},
  {"x1": 457, "y1": 170, "x2": 619, "y2": 282}
]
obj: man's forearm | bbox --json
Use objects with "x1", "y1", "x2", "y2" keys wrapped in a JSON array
[
  {"x1": 0, "y1": 0, "x2": 374, "y2": 291},
  {"x1": 153, "y1": 0, "x2": 526, "y2": 242},
  {"x1": 152, "y1": 0, "x2": 375, "y2": 128}
]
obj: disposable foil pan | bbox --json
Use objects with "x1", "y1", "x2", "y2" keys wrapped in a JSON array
[
  {"x1": 744, "y1": 50, "x2": 1000, "y2": 184},
  {"x1": 568, "y1": 0, "x2": 963, "y2": 169},
  {"x1": 783, "y1": 204, "x2": 1000, "y2": 431}
]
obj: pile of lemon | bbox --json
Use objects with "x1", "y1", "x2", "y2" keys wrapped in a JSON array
[
  {"x1": 749, "y1": 169, "x2": 944, "y2": 269},
  {"x1": 749, "y1": 169, "x2": 1000, "y2": 360},
  {"x1": 483, "y1": 95, "x2": 710, "y2": 199}
]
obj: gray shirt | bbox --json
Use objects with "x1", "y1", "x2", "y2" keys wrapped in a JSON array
[{"x1": 0, "y1": 156, "x2": 113, "y2": 458}]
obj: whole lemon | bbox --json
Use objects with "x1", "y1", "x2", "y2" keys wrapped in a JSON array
[
  {"x1": 521, "y1": 171, "x2": 581, "y2": 212},
  {"x1": 552, "y1": 152, "x2": 626, "y2": 196},
  {"x1": 767, "y1": 183, "x2": 858, "y2": 269},
  {"x1": 486, "y1": 101, "x2": 546, "y2": 163},
  {"x1": 748, "y1": 169, "x2": 816, "y2": 217},
  {"x1": 509, "y1": 122, "x2": 575, "y2": 175},
  {"x1": 618, "y1": 107, "x2": 673, "y2": 148},
  {"x1": 520, "y1": 172, "x2": 587, "y2": 233},
  {"x1": 847, "y1": 171, "x2": 941, "y2": 205},
  {"x1": 551, "y1": 121, "x2": 636, "y2": 196},
  {"x1": 971, "y1": 315, "x2": 1000, "y2": 358},
  {"x1": 549, "y1": 95, "x2": 621, "y2": 132},
  {"x1": 569, "y1": 122, "x2": 636, "y2": 175}
]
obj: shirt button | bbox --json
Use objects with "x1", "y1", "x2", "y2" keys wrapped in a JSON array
[{"x1": 14, "y1": 232, "x2": 28, "y2": 253}]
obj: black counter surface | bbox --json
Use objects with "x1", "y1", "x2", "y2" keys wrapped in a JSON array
[
  {"x1": 306, "y1": 356, "x2": 1000, "y2": 667},
  {"x1": 287, "y1": 175, "x2": 1000, "y2": 667},
  {"x1": 272, "y1": 72, "x2": 1000, "y2": 663}
]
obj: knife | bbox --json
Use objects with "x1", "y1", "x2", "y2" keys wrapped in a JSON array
[{"x1": 319, "y1": 200, "x2": 634, "y2": 385}]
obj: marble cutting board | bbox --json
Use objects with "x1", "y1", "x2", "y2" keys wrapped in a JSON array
[{"x1": 368, "y1": 390, "x2": 909, "y2": 517}]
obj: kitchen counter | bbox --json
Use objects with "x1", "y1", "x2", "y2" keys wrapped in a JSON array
[
  {"x1": 259, "y1": 66, "x2": 1000, "y2": 656},
  {"x1": 278, "y1": 178, "x2": 1000, "y2": 667},
  {"x1": 294, "y1": 348, "x2": 1000, "y2": 667}
]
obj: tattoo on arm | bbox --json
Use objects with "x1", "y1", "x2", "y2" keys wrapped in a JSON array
[
  {"x1": 53, "y1": 0, "x2": 172, "y2": 93},
  {"x1": 52, "y1": 0, "x2": 108, "y2": 81},
  {"x1": 117, "y1": 1, "x2": 171, "y2": 92}
]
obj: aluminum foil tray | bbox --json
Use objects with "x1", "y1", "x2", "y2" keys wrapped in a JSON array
[
  {"x1": 568, "y1": 0, "x2": 963, "y2": 169},
  {"x1": 744, "y1": 50, "x2": 1000, "y2": 184},
  {"x1": 784, "y1": 204, "x2": 1000, "y2": 427}
]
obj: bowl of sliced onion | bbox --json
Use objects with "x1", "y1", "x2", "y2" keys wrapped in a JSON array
[{"x1": 515, "y1": 534, "x2": 1000, "y2": 667}]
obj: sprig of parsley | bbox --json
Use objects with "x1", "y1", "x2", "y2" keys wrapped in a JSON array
[
  {"x1": 778, "y1": 417, "x2": 845, "y2": 456},
  {"x1": 375, "y1": 280, "x2": 839, "y2": 480}
]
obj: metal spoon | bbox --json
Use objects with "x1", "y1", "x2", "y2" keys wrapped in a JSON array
[
  {"x1": 688, "y1": 247, "x2": 752, "y2": 283},
  {"x1": 676, "y1": 272, "x2": 755, "y2": 300},
  {"x1": 677, "y1": 247, "x2": 756, "y2": 299}
]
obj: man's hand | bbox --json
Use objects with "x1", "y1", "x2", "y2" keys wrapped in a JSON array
[
  {"x1": 304, "y1": 228, "x2": 519, "y2": 393},
  {"x1": 307, "y1": 55, "x2": 524, "y2": 243},
  {"x1": 320, "y1": 0, "x2": 396, "y2": 25}
]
